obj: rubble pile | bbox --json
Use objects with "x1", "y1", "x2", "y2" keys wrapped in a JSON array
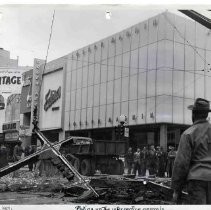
[
  {"x1": 0, "y1": 171, "x2": 70, "y2": 193},
  {"x1": 0, "y1": 172, "x2": 183, "y2": 204},
  {"x1": 63, "y1": 176, "x2": 176, "y2": 204}
]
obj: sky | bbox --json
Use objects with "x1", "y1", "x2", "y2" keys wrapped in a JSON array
[{"x1": 0, "y1": 3, "x2": 211, "y2": 66}]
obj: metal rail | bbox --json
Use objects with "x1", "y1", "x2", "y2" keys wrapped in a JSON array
[
  {"x1": 0, "y1": 136, "x2": 89, "y2": 177},
  {"x1": 179, "y1": 10, "x2": 211, "y2": 29},
  {"x1": 34, "y1": 128, "x2": 99, "y2": 197}
]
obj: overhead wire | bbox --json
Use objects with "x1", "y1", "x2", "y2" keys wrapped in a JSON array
[
  {"x1": 145, "y1": 12, "x2": 211, "y2": 122},
  {"x1": 43, "y1": 10, "x2": 56, "y2": 73},
  {"x1": 62, "y1": 56, "x2": 211, "y2": 78}
]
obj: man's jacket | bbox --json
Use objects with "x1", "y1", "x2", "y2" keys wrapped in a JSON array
[
  {"x1": 125, "y1": 151, "x2": 134, "y2": 164},
  {"x1": 172, "y1": 119, "x2": 211, "y2": 192},
  {"x1": 13, "y1": 145, "x2": 23, "y2": 161}
]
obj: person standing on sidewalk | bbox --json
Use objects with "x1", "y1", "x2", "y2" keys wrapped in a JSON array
[
  {"x1": 0, "y1": 144, "x2": 9, "y2": 169},
  {"x1": 24, "y1": 145, "x2": 35, "y2": 171},
  {"x1": 156, "y1": 146, "x2": 166, "y2": 177},
  {"x1": 13, "y1": 139, "x2": 24, "y2": 162},
  {"x1": 140, "y1": 146, "x2": 148, "y2": 176},
  {"x1": 166, "y1": 146, "x2": 176, "y2": 177},
  {"x1": 172, "y1": 98, "x2": 211, "y2": 204},
  {"x1": 147, "y1": 145, "x2": 158, "y2": 176},
  {"x1": 133, "y1": 148, "x2": 141, "y2": 176},
  {"x1": 125, "y1": 147, "x2": 134, "y2": 175},
  {"x1": 13, "y1": 139, "x2": 24, "y2": 177}
]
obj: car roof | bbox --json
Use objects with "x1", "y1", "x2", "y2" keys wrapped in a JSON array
[{"x1": 64, "y1": 136, "x2": 93, "y2": 144}]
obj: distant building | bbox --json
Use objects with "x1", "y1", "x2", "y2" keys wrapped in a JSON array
[
  {"x1": 0, "y1": 48, "x2": 32, "y2": 157},
  {"x1": 19, "y1": 69, "x2": 33, "y2": 146},
  {"x1": 0, "y1": 47, "x2": 18, "y2": 68},
  {"x1": 2, "y1": 94, "x2": 21, "y2": 161},
  {"x1": 34, "y1": 11, "x2": 211, "y2": 151}
]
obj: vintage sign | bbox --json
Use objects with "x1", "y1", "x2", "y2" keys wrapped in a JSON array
[
  {"x1": 30, "y1": 58, "x2": 45, "y2": 130},
  {"x1": 0, "y1": 76, "x2": 21, "y2": 85},
  {"x1": 2, "y1": 121, "x2": 20, "y2": 132},
  {"x1": 4, "y1": 132, "x2": 19, "y2": 141},
  {"x1": 44, "y1": 86, "x2": 61, "y2": 111},
  {"x1": 0, "y1": 69, "x2": 23, "y2": 94}
]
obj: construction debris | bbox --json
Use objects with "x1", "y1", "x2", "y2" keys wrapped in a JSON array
[
  {"x1": 0, "y1": 171, "x2": 70, "y2": 193},
  {"x1": 0, "y1": 171, "x2": 188, "y2": 204}
]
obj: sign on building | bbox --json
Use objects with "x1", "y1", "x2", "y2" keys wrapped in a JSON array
[
  {"x1": 124, "y1": 127, "x2": 129, "y2": 137},
  {"x1": 2, "y1": 121, "x2": 20, "y2": 132},
  {"x1": 0, "y1": 69, "x2": 23, "y2": 94},
  {"x1": 44, "y1": 86, "x2": 61, "y2": 111}
]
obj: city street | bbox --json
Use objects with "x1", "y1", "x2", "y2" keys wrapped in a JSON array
[
  {"x1": 0, "y1": 192, "x2": 70, "y2": 204},
  {"x1": 1, "y1": 4, "x2": 211, "y2": 205}
]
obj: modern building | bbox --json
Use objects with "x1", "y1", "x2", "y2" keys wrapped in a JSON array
[{"x1": 36, "y1": 11, "x2": 211, "y2": 151}]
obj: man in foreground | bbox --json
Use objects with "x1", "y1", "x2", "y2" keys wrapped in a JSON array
[{"x1": 172, "y1": 98, "x2": 211, "y2": 204}]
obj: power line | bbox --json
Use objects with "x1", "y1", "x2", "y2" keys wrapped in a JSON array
[
  {"x1": 163, "y1": 12, "x2": 210, "y2": 67},
  {"x1": 62, "y1": 56, "x2": 211, "y2": 78},
  {"x1": 145, "y1": 13, "x2": 211, "y2": 119},
  {"x1": 43, "y1": 10, "x2": 56, "y2": 72}
]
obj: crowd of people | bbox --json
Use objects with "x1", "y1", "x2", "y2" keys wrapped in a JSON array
[
  {"x1": 125, "y1": 145, "x2": 177, "y2": 177},
  {"x1": 1, "y1": 139, "x2": 177, "y2": 179}
]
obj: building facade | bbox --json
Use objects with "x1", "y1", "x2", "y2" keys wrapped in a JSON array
[
  {"x1": 0, "y1": 48, "x2": 32, "y2": 159},
  {"x1": 2, "y1": 94, "x2": 21, "y2": 160},
  {"x1": 37, "y1": 12, "x2": 211, "y2": 151},
  {"x1": 38, "y1": 57, "x2": 66, "y2": 142},
  {"x1": 0, "y1": 48, "x2": 18, "y2": 68},
  {"x1": 19, "y1": 69, "x2": 33, "y2": 146}
]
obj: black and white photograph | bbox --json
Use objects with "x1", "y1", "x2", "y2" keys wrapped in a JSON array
[{"x1": 0, "y1": 2, "x2": 211, "y2": 206}]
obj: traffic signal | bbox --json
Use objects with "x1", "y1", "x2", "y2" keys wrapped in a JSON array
[{"x1": 120, "y1": 125, "x2": 124, "y2": 136}]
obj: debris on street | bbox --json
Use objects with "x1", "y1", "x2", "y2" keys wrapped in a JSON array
[
  {"x1": 0, "y1": 171, "x2": 70, "y2": 193},
  {"x1": 0, "y1": 171, "x2": 187, "y2": 204}
]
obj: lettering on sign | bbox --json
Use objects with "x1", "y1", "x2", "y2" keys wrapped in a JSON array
[
  {"x1": 0, "y1": 76, "x2": 21, "y2": 85},
  {"x1": 3, "y1": 123, "x2": 17, "y2": 131},
  {"x1": 44, "y1": 86, "x2": 61, "y2": 111}
]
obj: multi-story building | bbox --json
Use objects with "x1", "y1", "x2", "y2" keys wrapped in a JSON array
[
  {"x1": 19, "y1": 69, "x2": 33, "y2": 146},
  {"x1": 0, "y1": 48, "x2": 32, "y2": 158},
  {"x1": 0, "y1": 47, "x2": 18, "y2": 67},
  {"x1": 2, "y1": 94, "x2": 21, "y2": 160},
  {"x1": 36, "y1": 11, "x2": 211, "y2": 151}
]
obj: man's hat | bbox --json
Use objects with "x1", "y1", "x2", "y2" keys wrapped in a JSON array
[{"x1": 188, "y1": 98, "x2": 211, "y2": 112}]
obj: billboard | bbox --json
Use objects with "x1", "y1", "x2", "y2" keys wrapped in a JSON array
[{"x1": 0, "y1": 68, "x2": 23, "y2": 94}]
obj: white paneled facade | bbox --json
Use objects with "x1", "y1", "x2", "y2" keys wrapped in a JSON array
[
  {"x1": 64, "y1": 12, "x2": 211, "y2": 132},
  {"x1": 47, "y1": 11, "x2": 211, "y2": 148}
]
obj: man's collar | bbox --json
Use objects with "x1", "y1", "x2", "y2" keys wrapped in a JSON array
[{"x1": 193, "y1": 119, "x2": 208, "y2": 125}]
